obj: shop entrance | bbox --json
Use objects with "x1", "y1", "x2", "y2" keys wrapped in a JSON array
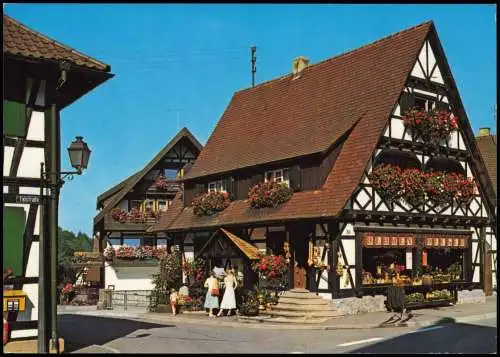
[{"x1": 290, "y1": 226, "x2": 309, "y2": 290}]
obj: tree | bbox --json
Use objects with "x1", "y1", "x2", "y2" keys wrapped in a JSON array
[{"x1": 57, "y1": 227, "x2": 92, "y2": 286}]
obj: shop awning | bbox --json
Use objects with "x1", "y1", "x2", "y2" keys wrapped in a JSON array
[{"x1": 196, "y1": 228, "x2": 261, "y2": 261}]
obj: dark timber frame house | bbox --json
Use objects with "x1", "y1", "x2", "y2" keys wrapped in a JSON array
[
  {"x1": 149, "y1": 21, "x2": 497, "y2": 299},
  {"x1": 3, "y1": 15, "x2": 113, "y2": 341},
  {"x1": 93, "y1": 127, "x2": 202, "y2": 290}
]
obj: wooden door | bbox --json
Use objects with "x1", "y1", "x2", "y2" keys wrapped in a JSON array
[{"x1": 290, "y1": 227, "x2": 308, "y2": 290}]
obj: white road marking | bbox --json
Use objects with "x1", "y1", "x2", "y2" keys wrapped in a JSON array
[
  {"x1": 337, "y1": 337, "x2": 384, "y2": 347},
  {"x1": 289, "y1": 352, "x2": 304, "y2": 354}
]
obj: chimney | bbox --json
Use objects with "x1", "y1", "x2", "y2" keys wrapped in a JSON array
[
  {"x1": 292, "y1": 56, "x2": 310, "y2": 76},
  {"x1": 478, "y1": 127, "x2": 491, "y2": 137}
]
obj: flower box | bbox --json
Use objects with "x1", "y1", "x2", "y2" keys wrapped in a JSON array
[
  {"x1": 248, "y1": 181, "x2": 294, "y2": 209},
  {"x1": 192, "y1": 191, "x2": 230, "y2": 216},
  {"x1": 402, "y1": 108, "x2": 458, "y2": 145}
]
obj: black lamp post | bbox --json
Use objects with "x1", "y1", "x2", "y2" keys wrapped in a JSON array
[{"x1": 38, "y1": 135, "x2": 91, "y2": 353}]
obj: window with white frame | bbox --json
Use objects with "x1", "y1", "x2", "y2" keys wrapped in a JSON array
[
  {"x1": 208, "y1": 180, "x2": 227, "y2": 193},
  {"x1": 265, "y1": 168, "x2": 290, "y2": 187}
]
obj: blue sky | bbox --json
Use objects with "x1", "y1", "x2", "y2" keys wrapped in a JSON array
[{"x1": 5, "y1": 4, "x2": 497, "y2": 237}]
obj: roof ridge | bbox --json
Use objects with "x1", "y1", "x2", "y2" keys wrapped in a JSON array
[
  {"x1": 236, "y1": 20, "x2": 433, "y2": 94},
  {"x1": 4, "y1": 14, "x2": 110, "y2": 71}
]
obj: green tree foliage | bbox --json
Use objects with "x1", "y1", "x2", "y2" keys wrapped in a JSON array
[
  {"x1": 150, "y1": 250, "x2": 182, "y2": 309},
  {"x1": 57, "y1": 227, "x2": 92, "y2": 286}
]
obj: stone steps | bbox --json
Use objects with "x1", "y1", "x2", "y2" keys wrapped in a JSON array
[
  {"x1": 264, "y1": 309, "x2": 342, "y2": 319},
  {"x1": 280, "y1": 291, "x2": 327, "y2": 299},
  {"x1": 277, "y1": 296, "x2": 330, "y2": 305},
  {"x1": 272, "y1": 302, "x2": 332, "y2": 311}
]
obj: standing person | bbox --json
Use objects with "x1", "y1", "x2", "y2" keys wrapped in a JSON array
[
  {"x1": 203, "y1": 272, "x2": 220, "y2": 318},
  {"x1": 217, "y1": 269, "x2": 238, "y2": 317},
  {"x1": 170, "y1": 288, "x2": 179, "y2": 316},
  {"x1": 233, "y1": 265, "x2": 244, "y2": 314}
]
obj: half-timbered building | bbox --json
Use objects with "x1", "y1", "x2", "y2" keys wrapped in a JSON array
[
  {"x1": 92, "y1": 127, "x2": 202, "y2": 291},
  {"x1": 3, "y1": 15, "x2": 113, "y2": 341},
  {"x1": 148, "y1": 21, "x2": 497, "y2": 302}
]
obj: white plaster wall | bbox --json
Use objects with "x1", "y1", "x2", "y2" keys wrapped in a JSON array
[
  {"x1": 318, "y1": 292, "x2": 332, "y2": 300},
  {"x1": 26, "y1": 111, "x2": 45, "y2": 141},
  {"x1": 341, "y1": 224, "x2": 355, "y2": 236},
  {"x1": 104, "y1": 264, "x2": 157, "y2": 291},
  {"x1": 3, "y1": 146, "x2": 14, "y2": 174},
  {"x1": 25, "y1": 241, "x2": 39, "y2": 278},
  {"x1": 17, "y1": 147, "x2": 44, "y2": 178},
  {"x1": 315, "y1": 223, "x2": 327, "y2": 237},
  {"x1": 18, "y1": 283, "x2": 38, "y2": 321}
]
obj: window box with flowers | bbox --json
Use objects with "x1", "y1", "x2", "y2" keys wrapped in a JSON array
[
  {"x1": 154, "y1": 175, "x2": 171, "y2": 191},
  {"x1": 103, "y1": 245, "x2": 168, "y2": 266},
  {"x1": 368, "y1": 164, "x2": 476, "y2": 209},
  {"x1": 110, "y1": 207, "x2": 145, "y2": 223},
  {"x1": 248, "y1": 181, "x2": 294, "y2": 209},
  {"x1": 192, "y1": 191, "x2": 230, "y2": 217},
  {"x1": 402, "y1": 108, "x2": 458, "y2": 145}
]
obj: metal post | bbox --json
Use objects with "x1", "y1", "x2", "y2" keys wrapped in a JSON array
[
  {"x1": 124, "y1": 291, "x2": 127, "y2": 311},
  {"x1": 49, "y1": 103, "x2": 60, "y2": 353},
  {"x1": 38, "y1": 163, "x2": 47, "y2": 353}
]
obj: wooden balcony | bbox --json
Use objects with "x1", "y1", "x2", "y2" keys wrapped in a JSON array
[{"x1": 104, "y1": 211, "x2": 163, "y2": 232}]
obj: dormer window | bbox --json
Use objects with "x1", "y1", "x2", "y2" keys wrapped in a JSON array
[
  {"x1": 265, "y1": 168, "x2": 290, "y2": 187},
  {"x1": 208, "y1": 180, "x2": 227, "y2": 193},
  {"x1": 414, "y1": 96, "x2": 436, "y2": 111}
]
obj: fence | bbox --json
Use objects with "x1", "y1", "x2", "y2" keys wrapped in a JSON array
[{"x1": 101, "y1": 289, "x2": 152, "y2": 311}]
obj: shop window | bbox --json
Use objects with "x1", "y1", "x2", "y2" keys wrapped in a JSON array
[
  {"x1": 424, "y1": 157, "x2": 466, "y2": 176},
  {"x1": 362, "y1": 247, "x2": 412, "y2": 285},
  {"x1": 374, "y1": 149, "x2": 421, "y2": 170},
  {"x1": 423, "y1": 248, "x2": 464, "y2": 279}
]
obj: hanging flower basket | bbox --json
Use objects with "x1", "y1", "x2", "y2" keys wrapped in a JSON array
[
  {"x1": 192, "y1": 191, "x2": 230, "y2": 216},
  {"x1": 248, "y1": 181, "x2": 294, "y2": 209},
  {"x1": 111, "y1": 207, "x2": 127, "y2": 222},
  {"x1": 400, "y1": 168, "x2": 426, "y2": 208},
  {"x1": 402, "y1": 108, "x2": 458, "y2": 144},
  {"x1": 110, "y1": 207, "x2": 145, "y2": 222}
]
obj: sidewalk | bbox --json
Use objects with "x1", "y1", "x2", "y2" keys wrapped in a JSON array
[{"x1": 58, "y1": 296, "x2": 496, "y2": 331}]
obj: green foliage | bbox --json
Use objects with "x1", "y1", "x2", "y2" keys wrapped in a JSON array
[
  {"x1": 150, "y1": 250, "x2": 183, "y2": 309},
  {"x1": 57, "y1": 227, "x2": 92, "y2": 286}
]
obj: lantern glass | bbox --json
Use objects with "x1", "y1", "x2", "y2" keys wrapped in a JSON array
[{"x1": 67, "y1": 136, "x2": 91, "y2": 171}]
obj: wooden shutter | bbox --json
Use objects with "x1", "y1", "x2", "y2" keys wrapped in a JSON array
[
  {"x1": 3, "y1": 207, "x2": 26, "y2": 276},
  {"x1": 289, "y1": 165, "x2": 302, "y2": 192},
  {"x1": 3, "y1": 100, "x2": 27, "y2": 138},
  {"x1": 251, "y1": 173, "x2": 264, "y2": 186},
  {"x1": 195, "y1": 183, "x2": 205, "y2": 195},
  {"x1": 399, "y1": 92, "x2": 415, "y2": 114},
  {"x1": 224, "y1": 177, "x2": 235, "y2": 200}
]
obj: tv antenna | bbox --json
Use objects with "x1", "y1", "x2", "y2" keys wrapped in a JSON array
[{"x1": 251, "y1": 46, "x2": 257, "y2": 87}]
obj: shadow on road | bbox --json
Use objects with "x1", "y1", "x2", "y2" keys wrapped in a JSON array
[
  {"x1": 351, "y1": 318, "x2": 497, "y2": 354},
  {"x1": 58, "y1": 314, "x2": 173, "y2": 353}
]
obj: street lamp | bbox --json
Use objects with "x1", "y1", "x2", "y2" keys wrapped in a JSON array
[{"x1": 38, "y1": 136, "x2": 91, "y2": 353}]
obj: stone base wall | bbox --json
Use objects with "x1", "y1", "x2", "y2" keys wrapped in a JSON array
[
  {"x1": 329, "y1": 295, "x2": 386, "y2": 315},
  {"x1": 456, "y1": 289, "x2": 486, "y2": 304}
]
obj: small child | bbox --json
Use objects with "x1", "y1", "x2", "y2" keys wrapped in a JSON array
[{"x1": 170, "y1": 288, "x2": 179, "y2": 316}]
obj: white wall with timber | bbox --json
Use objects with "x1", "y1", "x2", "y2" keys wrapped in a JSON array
[
  {"x1": 3, "y1": 102, "x2": 46, "y2": 339},
  {"x1": 104, "y1": 263, "x2": 157, "y2": 291}
]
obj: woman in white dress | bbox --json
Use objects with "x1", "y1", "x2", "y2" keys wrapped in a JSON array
[{"x1": 217, "y1": 269, "x2": 238, "y2": 317}]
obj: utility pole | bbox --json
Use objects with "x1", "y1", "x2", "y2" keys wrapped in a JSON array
[{"x1": 251, "y1": 46, "x2": 256, "y2": 87}]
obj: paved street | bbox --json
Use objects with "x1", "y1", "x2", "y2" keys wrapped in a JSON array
[{"x1": 59, "y1": 314, "x2": 496, "y2": 354}]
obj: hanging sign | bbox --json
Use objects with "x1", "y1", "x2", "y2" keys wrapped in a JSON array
[
  {"x1": 361, "y1": 232, "x2": 416, "y2": 248},
  {"x1": 424, "y1": 234, "x2": 468, "y2": 248}
]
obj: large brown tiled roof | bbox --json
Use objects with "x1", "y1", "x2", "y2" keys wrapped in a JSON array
[
  {"x1": 475, "y1": 135, "x2": 497, "y2": 196},
  {"x1": 185, "y1": 21, "x2": 432, "y2": 180},
  {"x1": 146, "y1": 191, "x2": 184, "y2": 233},
  {"x1": 149, "y1": 21, "x2": 432, "y2": 232},
  {"x1": 3, "y1": 14, "x2": 110, "y2": 71}
]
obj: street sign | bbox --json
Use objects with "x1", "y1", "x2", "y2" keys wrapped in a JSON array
[{"x1": 15, "y1": 194, "x2": 40, "y2": 204}]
